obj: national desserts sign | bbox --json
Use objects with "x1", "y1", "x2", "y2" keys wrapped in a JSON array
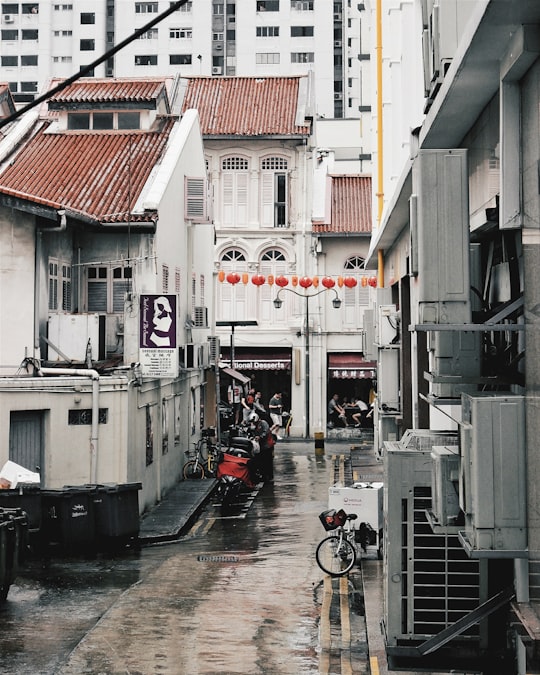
[{"x1": 139, "y1": 294, "x2": 178, "y2": 378}]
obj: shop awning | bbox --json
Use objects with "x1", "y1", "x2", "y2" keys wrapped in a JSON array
[
  {"x1": 219, "y1": 367, "x2": 251, "y2": 384},
  {"x1": 328, "y1": 354, "x2": 377, "y2": 379},
  {"x1": 220, "y1": 351, "x2": 291, "y2": 371}
]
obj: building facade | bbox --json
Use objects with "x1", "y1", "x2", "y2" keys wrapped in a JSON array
[
  {"x1": 365, "y1": 0, "x2": 540, "y2": 671},
  {"x1": 0, "y1": 77, "x2": 214, "y2": 512},
  {"x1": 0, "y1": 0, "x2": 371, "y2": 125}
]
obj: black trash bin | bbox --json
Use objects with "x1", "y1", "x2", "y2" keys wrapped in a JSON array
[
  {"x1": 41, "y1": 488, "x2": 95, "y2": 550},
  {"x1": 0, "y1": 485, "x2": 42, "y2": 534},
  {"x1": 0, "y1": 508, "x2": 28, "y2": 601},
  {"x1": 70, "y1": 483, "x2": 141, "y2": 549}
]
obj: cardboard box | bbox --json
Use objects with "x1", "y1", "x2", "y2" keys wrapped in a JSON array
[{"x1": 328, "y1": 482, "x2": 383, "y2": 530}]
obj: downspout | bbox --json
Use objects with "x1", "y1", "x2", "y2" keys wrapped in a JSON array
[
  {"x1": 376, "y1": 0, "x2": 385, "y2": 289},
  {"x1": 38, "y1": 367, "x2": 100, "y2": 483}
]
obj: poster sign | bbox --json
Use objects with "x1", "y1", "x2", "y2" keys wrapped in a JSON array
[{"x1": 139, "y1": 294, "x2": 178, "y2": 378}]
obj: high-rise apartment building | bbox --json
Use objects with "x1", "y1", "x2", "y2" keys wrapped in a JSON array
[{"x1": 0, "y1": 1, "x2": 371, "y2": 122}]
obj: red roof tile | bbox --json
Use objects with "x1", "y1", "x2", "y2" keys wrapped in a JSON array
[
  {"x1": 47, "y1": 77, "x2": 170, "y2": 107},
  {"x1": 0, "y1": 76, "x2": 178, "y2": 224},
  {"x1": 313, "y1": 175, "x2": 372, "y2": 234},
  {"x1": 0, "y1": 119, "x2": 175, "y2": 223},
  {"x1": 181, "y1": 76, "x2": 311, "y2": 137}
]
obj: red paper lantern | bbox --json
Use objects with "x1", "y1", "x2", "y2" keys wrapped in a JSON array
[
  {"x1": 291, "y1": 275, "x2": 298, "y2": 287},
  {"x1": 299, "y1": 276, "x2": 313, "y2": 288},
  {"x1": 226, "y1": 272, "x2": 240, "y2": 284},
  {"x1": 322, "y1": 276, "x2": 335, "y2": 289},
  {"x1": 312, "y1": 276, "x2": 319, "y2": 288},
  {"x1": 337, "y1": 276, "x2": 344, "y2": 288},
  {"x1": 251, "y1": 274, "x2": 265, "y2": 286},
  {"x1": 241, "y1": 273, "x2": 249, "y2": 285},
  {"x1": 361, "y1": 276, "x2": 368, "y2": 287},
  {"x1": 368, "y1": 276, "x2": 377, "y2": 287},
  {"x1": 275, "y1": 275, "x2": 289, "y2": 287},
  {"x1": 267, "y1": 274, "x2": 274, "y2": 286},
  {"x1": 218, "y1": 270, "x2": 225, "y2": 283},
  {"x1": 344, "y1": 276, "x2": 358, "y2": 288}
]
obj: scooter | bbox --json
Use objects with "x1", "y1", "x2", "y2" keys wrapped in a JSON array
[{"x1": 216, "y1": 433, "x2": 261, "y2": 508}]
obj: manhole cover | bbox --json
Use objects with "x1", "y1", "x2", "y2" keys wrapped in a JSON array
[{"x1": 197, "y1": 554, "x2": 239, "y2": 563}]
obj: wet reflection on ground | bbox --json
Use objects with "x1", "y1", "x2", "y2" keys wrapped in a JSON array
[{"x1": 1, "y1": 442, "x2": 336, "y2": 674}]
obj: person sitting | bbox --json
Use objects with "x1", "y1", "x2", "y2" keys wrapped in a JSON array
[
  {"x1": 328, "y1": 394, "x2": 347, "y2": 428},
  {"x1": 351, "y1": 399, "x2": 369, "y2": 427}
]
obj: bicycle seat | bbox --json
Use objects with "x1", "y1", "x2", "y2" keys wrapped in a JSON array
[{"x1": 346, "y1": 513, "x2": 358, "y2": 521}]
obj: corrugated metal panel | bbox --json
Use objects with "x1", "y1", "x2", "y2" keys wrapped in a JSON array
[
  {"x1": 182, "y1": 76, "x2": 311, "y2": 137},
  {"x1": 313, "y1": 175, "x2": 372, "y2": 234}
]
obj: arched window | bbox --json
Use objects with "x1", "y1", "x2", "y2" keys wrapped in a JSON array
[
  {"x1": 260, "y1": 156, "x2": 288, "y2": 228},
  {"x1": 343, "y1": 256, "x2": 369, "y2": 326},
  {"x1": 221, "y1": 156, "x2": 249, "y2": 226},
  {"x1": 259, "y1": 249, "x2": 288, "y2": 322},
  {"x1": 218, "y1": 249, "x2": 247, "y2": 320}
]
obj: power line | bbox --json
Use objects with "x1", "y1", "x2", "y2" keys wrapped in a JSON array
[{"x1": 0, "y1": 0, "x2": 190, "y2": 130}]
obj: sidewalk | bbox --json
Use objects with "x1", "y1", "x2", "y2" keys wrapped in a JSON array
[{"x1": 138, "y1": 477, "x2": 217, "y2": 545}]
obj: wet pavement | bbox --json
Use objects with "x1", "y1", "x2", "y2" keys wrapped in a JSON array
[{"x1": 0, "y1": 436, "x2": 396, "y2": 675}]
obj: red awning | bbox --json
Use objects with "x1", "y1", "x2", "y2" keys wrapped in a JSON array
[{"x1": 328, "y1": 354, "x2": 376, "y2": 379}]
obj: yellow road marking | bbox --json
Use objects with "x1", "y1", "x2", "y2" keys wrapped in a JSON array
[
  {"x1": 202, "y1": 518, "x2": 215, "y2": 534},
  {"x1": 370, "y1": 656, "x2": 380, "y2": 674},
  {"x1": 320, "y1": 575, "x2": 333, "y2": 651}
]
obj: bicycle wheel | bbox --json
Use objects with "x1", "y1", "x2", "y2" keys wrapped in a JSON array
[
  {"x1": 183, "y1": 459, "x2": 205, "y2": 480},
  {"x1": 197, "y1": 439, "x2": 209, "y2": 462},
  {"x1": 316, "y1": 535, "x2": 356, "y2": 576}
]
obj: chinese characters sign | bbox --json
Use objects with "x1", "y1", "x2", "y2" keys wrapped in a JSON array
[{"x1": 139, "y1": 294, "x2": 178, "y2": 378}]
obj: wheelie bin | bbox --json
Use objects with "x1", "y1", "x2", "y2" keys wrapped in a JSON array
[
  {"x1": 40, "y1": 487, "x2": 96, "y2": 550},
  {"x1": 87, "y1": 483, "x2": 142, "y2": 548},
  {"x1": 0, "y1": 485, "x2": 42, "y2": 534},
  {"x1": 0, "y1": 508, "x2": 28, "y2": 601}
]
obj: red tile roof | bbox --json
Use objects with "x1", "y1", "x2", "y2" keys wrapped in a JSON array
[
  {"x1": 313, "y1": 175, "x2": 372, "y2": 234},
  {"x1": 47, "y1": 77, "x2": 170, "y2": 107},
  {"x1": 181, "y1": 76, "x2": 311, "y2": 137},
  {"x1": 0, "y1": 79, "x2": 177, "y2": 224}
]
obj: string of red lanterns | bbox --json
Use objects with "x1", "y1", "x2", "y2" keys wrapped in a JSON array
[{"x1": 217, "y1": 272, "x2": 377, "y2": 287}]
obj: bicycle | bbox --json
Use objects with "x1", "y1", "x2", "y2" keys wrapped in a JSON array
[
  {"x1": 315, "y1": 508, "x2": 359, "y2": 577},
  {"x1": 183, "y1": 428, "x2": 220, "y2": 479}
]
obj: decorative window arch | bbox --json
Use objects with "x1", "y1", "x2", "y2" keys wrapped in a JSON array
[
  {"x1": 221, "y1": 156, "x2": 249, "y2": 226},
  {"x1": 260, "y1": 155, "x2": 289, "y2": 228},
  {"x1": 218, "y1": 248, "x2": 248, "y2": 321},
  {"x1": 259, "y1": 248, "x2": 288, "y2": 322},
  {"x1": 343, "y1": 256, "x2": 369, "y2": 325}
]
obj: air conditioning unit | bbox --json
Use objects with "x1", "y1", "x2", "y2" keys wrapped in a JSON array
[
  {"x1": 429, "y1": 446, "x2": 460, "y2": 526},
  {"x1": 334, "y1": 40, "x2": 342, "y2": 48},
  {"x1": 47, "y1": 313, "x2": 104, "y2": 361},
  {"x1": 208, "y1": 336, "x2": 220, "y2": 366},
  {"x1": 212, "y1": 66, "x2": 222, "y2": 74},
  {"x1": 193, "y1": 306, "x2": 208, "y2": 328},
  {"x1": 3, "y1": 14, "x2": 13, "y2": 23},
  {"x1": 459, "y1": 393, "x2": 526, "y2": 555}
]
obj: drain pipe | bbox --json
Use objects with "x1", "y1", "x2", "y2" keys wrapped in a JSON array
[{"x1": 38, "y1": 367, "x2": 100, "y2": 483}]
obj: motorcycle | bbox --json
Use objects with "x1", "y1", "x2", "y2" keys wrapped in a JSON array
[{"x1": 216, "y1": 429, "x2": 261, "y2": 508}]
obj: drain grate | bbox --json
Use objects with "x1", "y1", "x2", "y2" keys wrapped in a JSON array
[{"x1": 197, "y1": 554, "x2": 239, "y2": 563}]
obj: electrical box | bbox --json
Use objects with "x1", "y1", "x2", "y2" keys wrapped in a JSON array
[
  {"x1": 328, "y1": 482, "x2": 383, "y2": 530},
  {"x1": 378, "y1": 348, "x2": 399, "y2": 409},
  {"x1": 459, "y1": 393, "x2": 526, "y2": 555}
]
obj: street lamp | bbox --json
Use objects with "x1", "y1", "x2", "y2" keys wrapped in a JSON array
[{"x1": 273, "y1": 287, "x2": 341, "y2": 438}]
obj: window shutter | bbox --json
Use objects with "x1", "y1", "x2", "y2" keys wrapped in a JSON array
[
  {"x1": 261, "y1": 173, "x2": 274, "y2": 226},
  {"x1": 185, "y1": 177, "x2": 207, "y2": 222}
]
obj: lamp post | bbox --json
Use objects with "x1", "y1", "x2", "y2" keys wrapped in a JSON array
[
  {"x1": 216, "y1": 320, "x2": 258, "y2": 369},
  {"x1": 273, "y1": 287, "x2": 341, "y2": 438}
]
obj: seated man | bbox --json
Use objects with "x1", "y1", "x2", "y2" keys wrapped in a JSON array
[
  {"x1": 351, "y1": 399, "x2": 369, "y2": 427},
  {"x1": 328, "y1": 394, "x2": 347, "y2": 428}
]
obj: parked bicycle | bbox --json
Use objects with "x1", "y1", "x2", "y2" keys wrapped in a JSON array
[
  {"x1": 315, "y1": 508, "x2": 381, "y2": 576},
  {"x1": 183, "y1": 428, "x2": 220, "y2": 479}
]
